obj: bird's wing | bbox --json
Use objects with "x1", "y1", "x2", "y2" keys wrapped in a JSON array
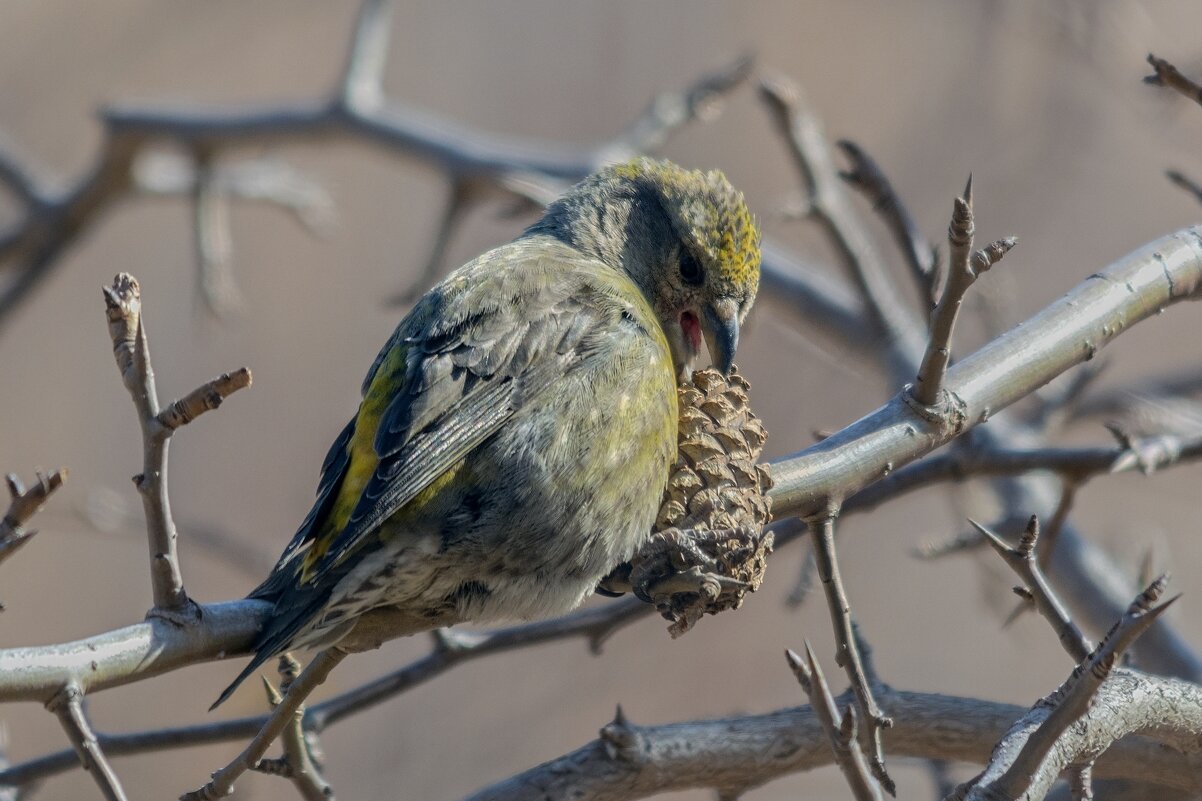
[{"x1": 249, "y1": 239, "x2": 646, "y2": 626}]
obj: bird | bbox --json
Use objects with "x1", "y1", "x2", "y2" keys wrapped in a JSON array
[{"x1": 214, "y1": 157, "x2": 761, "y2": 708}]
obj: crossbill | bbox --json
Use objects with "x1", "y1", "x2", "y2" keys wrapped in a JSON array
[{"x1": 216, "y1": 157, "x2": 761, "y2": 706}]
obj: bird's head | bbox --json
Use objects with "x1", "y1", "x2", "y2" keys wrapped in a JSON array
[{"x1": 529, "y1": 157, "x2": 761, "y2": 377}]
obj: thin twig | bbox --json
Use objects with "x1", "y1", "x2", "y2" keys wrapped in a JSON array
[
  {"x1": 1144, "y1": 54, "x2": 1202, "y2": 107},
  {"x1": 46, "y1": 684, "x2": 127, "y2": 801},
  {"x1": 103, "y1": 274, "x2": 189, "y2": 613},
  {"x1": 0, "y1": 470, "x2": 66, "y2": 568},
  {"x1": 105, "y1": 275, "x2": 249, "y2": 617},
  {"x1": 758, "y1": 73, "x2": 927, "y2": 382},
  {"x1": 1030, "y1": 360, "x2": 1108, "y2": 433},
  {"x1": 970, "y1": 516, "x2": 1092, "y2": 661},
  {"x1": 836, "y1": 139, "x2": 938, "y2": 306},
  {"x1": 965, "y1": 576, "x2": 1178, "y2": 801},
  {"x1": 181, "y1": 647, "x2": 348, "y2": 801},
  {"x1": 809, "y1": 512, "x2": 894, "y2": 794},
  {"x1": 1037, "y1": 477, "x2": 1080, "y2": 568},
  {"x1": 786, "y1": 644, "x2": 882, "y2": 801},
  {"x1": 608, "y1": 53, "x2": 755, "y2": 156},
  {"x1": 912, "y1": 177, "x2": 1016, "y2": 405},
  {"x1": 1166, "y1": 169, "x2": 1202, "y2": 206},
  {"x1": 156, "y1": 369, "x2": 253, "y2": 432},
  {"x1": 254, "y1": 656, "x2": 333, "y2": 801}
]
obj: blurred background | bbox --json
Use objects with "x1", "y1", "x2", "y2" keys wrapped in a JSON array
[{"x1": 2, "y1": 1, "x2": 1202, "y2": 798}]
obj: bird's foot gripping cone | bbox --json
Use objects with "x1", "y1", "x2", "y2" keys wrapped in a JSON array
[{"x1": 601, "y1": 366, "x2": 774, "y2": 636}]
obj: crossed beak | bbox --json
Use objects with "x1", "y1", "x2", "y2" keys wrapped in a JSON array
[{"x1": 702, "y1": 297, "x2": 740, "y2": 376}]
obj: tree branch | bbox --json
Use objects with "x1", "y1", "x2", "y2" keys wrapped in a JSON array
[
  {"x1": 0, "y1": 469, "x2": 66, "y2": 569},
  {"x1": 912, "y1": 177, "x2": 1016, "y2": 406},
  {"x1": 971, "y1": 516, "x2": 1092, "y2": 662},
  {"x1": 836, "y1": 139, "x2": 938, "y2": 307},
  {"x1": 770, "y1": 226, "x2": 1202, "y2": 520},
  {"x1": 962, "y1": 577, "x2": 1180, "y2": 801},
  {"x1": 463, "y1": 684, "x2": 1202, "y2": 801},
  {"x1": 758, "y1": 73, "x2": 927, "y2": 381},
  {"x1": 808, "y1": 512, "x2": 893, "y2": 792},
  {"x1": 1144, "y1": 54, "x2": 1202, "y2": 108},
  {"x1": 786, "y1": 644, "x2": 882, "y2": 801},
  {"x1": 46, "y1": 684, "x2": 127, "y2": 801},
  {"x1": 103, "y1": 273, "x2": 251, "y2": 616}
]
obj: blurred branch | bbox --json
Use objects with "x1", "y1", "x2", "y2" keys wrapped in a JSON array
[
  {"x1": 845, "y1": 429, "x2": 1202, "y2": 513},
  {"x1": 1166, "y1": 169, "x2": 1202, "y2": 206},
  {"x1": 1071, "y1": 367, "x2": 1202, "y2": 420},
  {"x1": 1144, "y1": 54, "x2": 1202, "y2": 108},
  {"x1": 0, "y1": 0, "x2": 754, "y2": 330},
  {"x1": 759, "y1": 73, "x2": 927, "y2": 382},
  {"x1": 0, "y1": 469, "x2": 66, "y2": 569},
  {"x1": 836, "y1": 139, "x2": 939, "y2": 306}
]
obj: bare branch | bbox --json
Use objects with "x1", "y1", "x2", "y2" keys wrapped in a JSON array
[
  {"x1": 103, "y1": 274, "x2": 192, "y2": 614},
  {"x1": 182, "y1": 647, "x2": 348, "y2": 801},
  {"x1": 786, "y1": 644, "x2": 882, "y2": 801},
  {"x1": 0, "y1": 17, "x2": 754, "y2": 333},
  {"x1": 758, "y1": 73, "x2": 927, "y2": 381},
  {"x1": 964, "y1": 577, "x2": 1179, "y2": 801},
  {"x1": 970, "y1": 516, "x2": 1092, "y2": 661},
  {"x1": 809, "y1": 513, "x2": 894, "y2": 793},
  {"x1": 253, "y1": 656, "x2": 333, "y2": 801},
  {"x1": 0, "y1": 469, "x2": 66, "y2": 568},
  {"x1": 133, "y1": 152, "x2": 336, "y2": 233},
  {"x1": 1144, "y1": 54, "x2": 1202, "y2": 108},
  {"x1": 156, "y1": 369, "x2": 253, "y2": 432},
  {"x1": 913, "y1": 177, "x2": 1017, "y2": 406},
  {"x1": 771, "y1": 227, "x2": 1202, "y2": 521},
  {"x1": 836, "y1": 139, "x2": 938, "y2": 306},
  {"x1": 464, "y1": 683, "x2": 1202, "y2": 800},
  {"x1": 46, "y1": 684, "x2": 127, "y2": 801},
  {"x1": 0, "y1": 597, "x2": 650, "y2": 786},
  {"x1": 848, "y1": 431, "x2": 1202, "y2": 516}
]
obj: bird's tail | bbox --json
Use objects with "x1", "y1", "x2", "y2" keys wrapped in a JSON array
[{"x1": 210, "y1": 650, "x2": 275, "y2": 711}]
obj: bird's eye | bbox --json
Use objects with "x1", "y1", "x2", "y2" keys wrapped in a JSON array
[{"x1": 679, "y1": 251, "x2": 704, "y2": 286}]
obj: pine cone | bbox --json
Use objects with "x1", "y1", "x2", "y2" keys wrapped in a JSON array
[{"x1": 602, "y1": 365, "x2": 773, "y2": 636}]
